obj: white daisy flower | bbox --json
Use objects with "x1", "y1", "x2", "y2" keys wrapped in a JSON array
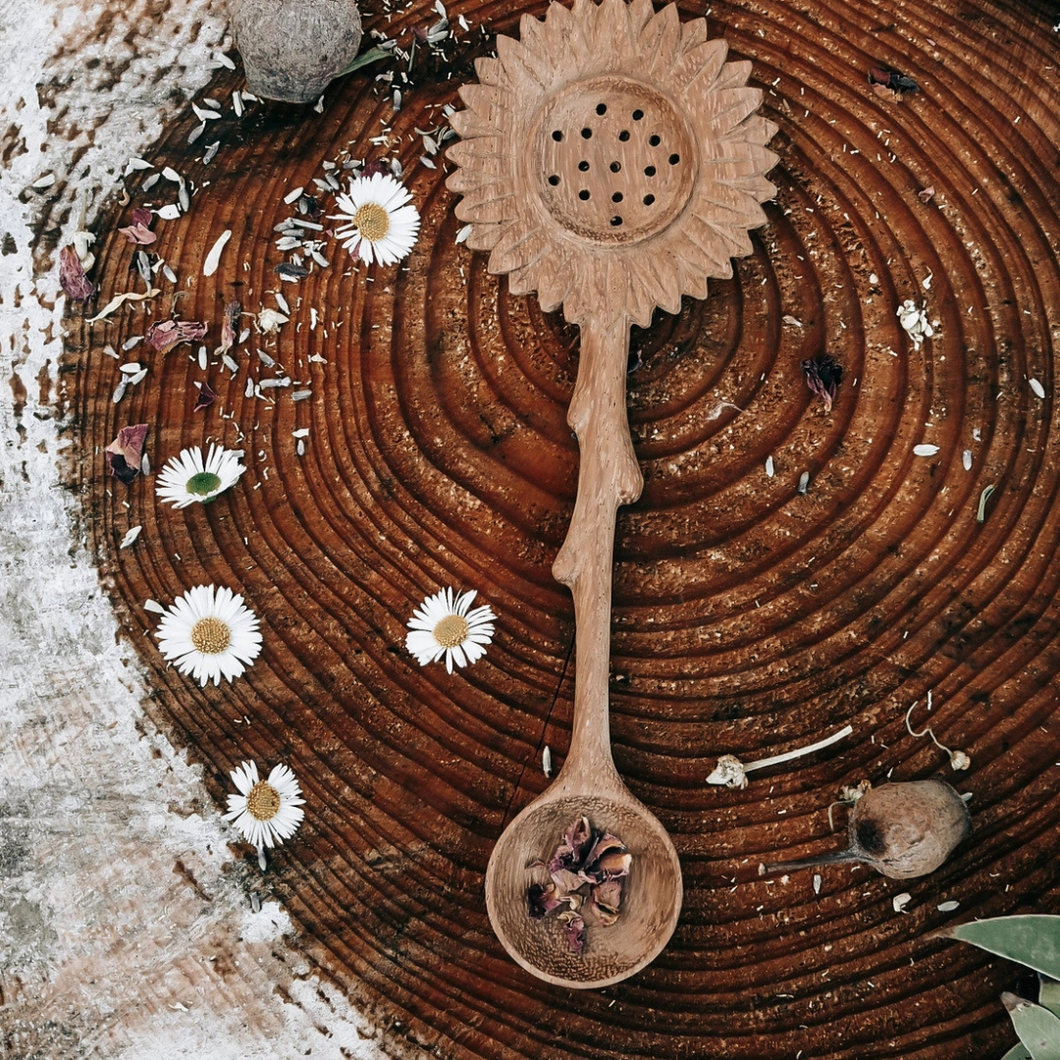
[
  {"x1": 405, "y1": 586, "x2": 496, "y2": 674},
  {"x1": 330, "y1": 172, "x2": 421, "y2": 266},
  {"x1": 154, "y1": 583, "x2": 262, "y2": 686},
  {"x1": 156, "y1": 443, "x2": 246, "y2": 508},
  {"x1": 224, "y1": 760, "x2": 305, "y2": 851}
]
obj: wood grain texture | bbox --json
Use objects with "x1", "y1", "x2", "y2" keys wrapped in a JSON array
[{"x1": 67, "y1": 0, "x2": 1060, "y2": 1054}]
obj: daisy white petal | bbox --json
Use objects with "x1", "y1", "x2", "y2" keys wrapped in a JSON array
[
  {"x1": 330, "y1": 172, "x2": 420, "y2": 266},
  {"x1": 156, "y1": 443, "x2": 246, "y2": 508},
  {"x1": 154, "y1": 583, "x2": 262, "y2": 686},
  {"x1": 404, "y1": 586, "x2": 496, "y2": 672}
]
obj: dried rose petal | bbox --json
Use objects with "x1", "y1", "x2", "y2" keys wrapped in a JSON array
[
  {"x1": 527, "y1": 881, "x2": 563, "y2": 920},
  {"x1": 361, "y1": 160, "x2": 390, "y2": 179},
  {"x1": 118, "y1": 208, "x2": 157, "y2": 245},
  {"x1": 59, "y1": 246, "x2": 95, "y2": 301},
  {"x1": 802, "y1": 355, "x2": 843, "y2": 411},
  {"x1": 590, "y1": 878, "x2": 624, "y2": 926},
  {"x1": 146, "y1": 319, "x2": 207, "y2": 352},
  {"x1": 104, "y1": 424, "x2": 149, "y2": 484},
  {"x1": 131, "y1": 207, "x2": 153, "y2": 227},
  {"x1": 219, "y1": 300, "x2": 241, "y2": 354},
  {"x1": 193, "y1": 379, "x2": 218, "y2": 412},
  {"x1": 550, "y1": 867, "x2": 583, "y2": 894},
  {"x1": 562, "y1": 913, "x2": 586, "y2": 954},
  {"x1": 548, "y1": 815, "x2": 593, "y2": 876},
  {"x1": 593, "y1": 849, "x2": 632, "y2": 880}
]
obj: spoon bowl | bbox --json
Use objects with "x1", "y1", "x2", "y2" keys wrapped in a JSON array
[{"x1": 485, "y1": 785, "x2": 682, "y2": 988}]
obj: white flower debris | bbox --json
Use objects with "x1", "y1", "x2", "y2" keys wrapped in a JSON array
[
  {"x1": 542, "y1": 745, "x2": 552, "y2": 777},
  {"x1": 798, "y1": 471, "x2": 810, "y2": 494},
  {"x1": 765, "y1": 455, "x2": 775, "y2": 478},
  {"x1": 224, "y1": 760, "x2": 305, "y2": 854},
  {"x1": 913, "y1": 443, "x2": 940, "y2": 457},
  {"x1": 706, "y1": 724, "x2": 855, "y2": 789},
  {"x1": 120, "y1": 525, "x2": 143, "y2": 549},
  {"x1": 897, "y1": 299, "x2": 934, "y2": 349},
  {"x1": 203, "y1": 229, "x2": 232, "y2": 276},
  {"x1": 962, "y1": 449, "x2": 973, "y2": 471},
  {"x1": 893, "y1": 892, "x2": 912, "y2": 913},
  {"x1": 977, "y1": 484, "x2": 995, "y2": 523},
  {"x1": 154, "y1": 584, "x2": 263, "y2": 686},
  {"x1": 87, "y1": 288, "x2": 161, "y2": 323},
  {"x1": 257, "y1": 308, "x2": 289, "y2": 333},
  {"x1": 156, "y1": 203, "x2": 182, "y2": 221},
  {"x1": 905, "y1": 693, "x2": 971, "y2": 771},
  {"x1": 405, "y1": 587, "x2": 496, "y2": 673},
  {"x1": 1029, "y1": 377, "x2": 1046, "y2": 399},
  {"x1": 937, "y1": 900, "x2": 960, "y2": 913}
]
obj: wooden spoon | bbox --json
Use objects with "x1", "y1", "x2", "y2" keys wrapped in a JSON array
[
  {"x1": 446, "y1": 0, "x2": 778, "y2": 985},
  {"x1": 484, "y1": 311, "x2": 682, "y2": 988}
]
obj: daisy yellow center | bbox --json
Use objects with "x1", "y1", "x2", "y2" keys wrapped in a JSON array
[
  {"x1": 246, "y1": 781, "x2": 281, "y2": 821},
  {"x1": 353, "y1": 202, "x2": 390, "y2": 243},
  {"x1": 433, "y1": 614, "x2": 469, "y2": 648},
  {"x1": 190, "y1": 616, "x2": 231, "y2": 655},
  {"x1": 187, "y1": 471, "x2": 222, "y2": 496}
]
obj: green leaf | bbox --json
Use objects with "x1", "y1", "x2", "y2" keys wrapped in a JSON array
[
  {"x1": 938, "y1": 916, "x2": 1060, "y2": 980},
  {"x1": 1003, "y1": 993, "x2": 1060, "y2": 1060},
  {"x1": 1040, "y1": 980, "x2": 1060, "y2": 1021},
  {"x1": 1000, "y1": 1042, "x2": 1033, "y2": 1060},
  {"x1": 336, "y1": 46, "x2": 392, "y2": 78}
]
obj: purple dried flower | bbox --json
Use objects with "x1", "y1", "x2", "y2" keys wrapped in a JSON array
[
  {"x1": 802, "y1": 355, "x2": 843, "y2": 411},
  {"x1": 59, "y1": 246, "x2": 95, "y2": 301},
  {"x1": 104, "y1": 424, "x2": 149, "y2": 483},
  {"x1": 193, "y1": 379, "x2": 218, "y2": 412},
  {"x1": 146, "y1": 319, "x2": 207, "y2": 352}
]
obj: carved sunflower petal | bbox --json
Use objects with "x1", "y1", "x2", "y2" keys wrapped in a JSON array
[
  {"x1": 534, "y1": 250, "x2": 577, "y2": 314},
  {"x1": 715, "y1": 59, "x2": 753, "y2": 91},
  {"x1": 488, "y1": 217, "x2": 551, "y2": 277},
  {"x1": 709, "y1": 87, "x2": 767, "y2": 131},
  {"x1": 445, "y1": 140, "x2": 512, "y2": 190},
  {"x1": 642, "y1": 4, "x2": 684, "y2": 83},
  {"x1": 465, "y1": 223, "x2": 504, "y2": 253},
  {"x1": 457, "y1": 194, "x2": 519, "y2": 225},
  {"x1": 496, "y1": 32, "x2": 549, "y2": 92},
  {"x1": 675, "y1": 38, "x2": 728, "y2": 92},
  {"x1": 458, "y1": 83, "x2": 509, "y2": 122},
  {"x1": 472, "y1": 55, "x2": 506, "y2": 88}
]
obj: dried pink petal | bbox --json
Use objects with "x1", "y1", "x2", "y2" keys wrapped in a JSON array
[
  {"x1": 146, "y1": 319, "x2": 207, "y2": 352},
  {"x1": 104, "y1": 424, "x2": 149, "y2": 484},
  {"x1": 527, "y1": 881, "x2": 563, "y2": 920},
  {"x1": 118, "y1": 222, "x2": 156, "y2": 245},
  {"x1": 59, "y1": 245, "x2": 95, "y2": 301},
  {"x1": 219, "y1": 300, "x2": 241, "y2": 354},
  {"x1": 590, "y1": 878, "x2": 624, "y2": 926},
  {"x1": 193, "y1": 379, "x2": 218, "y2": 412},
  {"x1": 563, "y1": 914, "x2": 586, "y2": 954}
]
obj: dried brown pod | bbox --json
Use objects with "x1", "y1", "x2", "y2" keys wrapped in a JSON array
[
  {"x1": 760, "y1": 779, "x2": 972, "y2": 880},
  {"x1": 227, "y1": 0, "x2": 363, "y2": 103}
]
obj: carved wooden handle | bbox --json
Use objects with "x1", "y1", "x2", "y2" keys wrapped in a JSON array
[{"x1": 552, "y1": 313, "x2": 642, "y2": 789}]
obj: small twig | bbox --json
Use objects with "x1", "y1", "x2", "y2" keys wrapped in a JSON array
[
  {"x1": 707, "y1": 724, "x2": 854, "y2": 790},
  {"x1": 905, "y1": 693, "x2": 971, "y2": 771}
]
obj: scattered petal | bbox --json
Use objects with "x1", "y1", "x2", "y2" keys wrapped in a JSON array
[
  {"x1": 105, "y1": 424, "x2": 149, "y2": 484},
  {"x1": 59, "y1": 246, "x2": 96, "y2": 301},
  {"x1": 203, "y1": 229, "x2": 232, "y2": 277},
  {"x1": 120, "y1": 525, "x2": 143, "y2": 548},
  {"x1": 913, "y1": 443, "x2": 940, "y2": 457},
  {"x1": 193, "y1": 379, "x2": 218, "y2": 412},
  {"x1": 146, "y1": 319, "x2": 207, "y2": 352}
]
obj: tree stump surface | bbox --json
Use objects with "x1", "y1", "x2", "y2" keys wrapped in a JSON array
[{"x1": 68, "y1": 0, "x2": 1060, "y2": 1056}]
